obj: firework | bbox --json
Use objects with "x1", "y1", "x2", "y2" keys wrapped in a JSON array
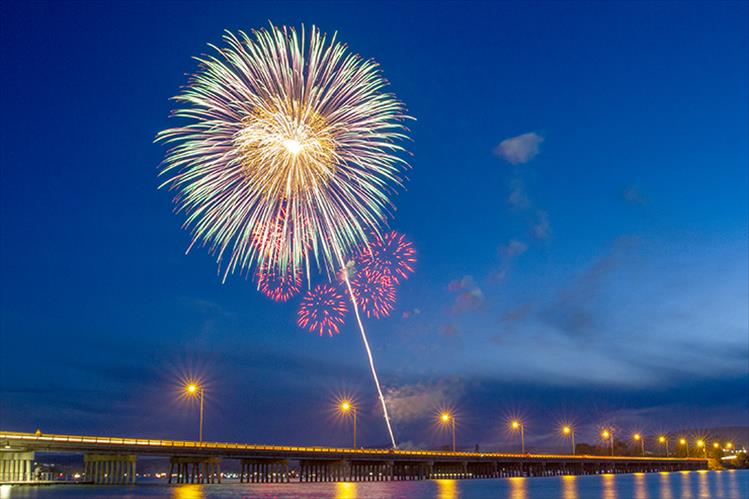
[
  {"x1": 256, "y1": 264, "x2": 302, "y2": 302},
  {"x1": 358, "y1": 231, "x2": 416, "y2": 283},
  {"x1": 157, "y1": 24, "x2": 410, "y2": 281},
  {"x1": 158, "y1": 24, "x2": 410, "y2": 448},
  {"x1": 297, "y1": 283, "x2": 348, "y2": 337},
  {"x1": 352, "y1": 270, "x2": 397, "y2": 319}
]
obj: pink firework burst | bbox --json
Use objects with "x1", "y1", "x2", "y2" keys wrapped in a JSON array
[
  {"x1": 358, "y1": 231, "x2": 416, "y2": 284},
  {"x1": 351, "y1": 271, "x2": 397, "y2": 319},
  {"x1": 256, "y1": 265, "x2": 302, "y2": 302},
  {"x1": 297, "y1": 284, "x2": 348, "y2": 337}
]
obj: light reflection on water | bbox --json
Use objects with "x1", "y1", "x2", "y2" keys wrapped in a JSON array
[
  {"x1": 172, "y1": 484, "x2": 204, "y2": 499},
  {"x1": 508, "y1": 476, "x2": 527, "y2": 499},
  {"x1": 659, "y1": 471, "x2": 673, "y2": 499},
  {"x1": 561, "y1": 475, "x2": 578, "y2": 499},
  {"x1": 335, "y1": 481, "x2": 357, "y2": 499},
  {"x1": 633, "y1": 472, "x2": 648, "y2": 499},
  {"x1": 679, "y1": 470, "x2": 693, "y2": 499},
  {"x1": 601, "y1": 473, "x2": 617, "y2": 499},
  {"x1": 2, "y1": 470, "x2": 747, "y2": 498},
  {"x1": 436, "y1": 479, "x2": 457, "y2": 499}
]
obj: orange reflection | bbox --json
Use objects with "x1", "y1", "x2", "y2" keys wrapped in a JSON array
[
  {"x1": 562, "y1": 475, "x2": 579, "y2": 499},
  {"x1": 335, "y1": 481, "x2": 358, "y2": 499},
  {"x1": 508, "y1": 476, "x2": 528, "y2": 499},
  {"x1": 436, "y1": 479, "x2": 457, "y2": 499},
  {"x1": 634, "y1": 472, "x2": 648, "y2": 499},
  {"x1": 659, "y1": 472, "x2": 673, "y2": 499},
  {"x1": 679, "y1": 471, "x2": 693, "y2": 499},
  {"x1": 172, "y1": 484, "x2": 204, "y2": 499},
  {"x1": 601, "y1": 474, "x2": 617, "y2": 499}
]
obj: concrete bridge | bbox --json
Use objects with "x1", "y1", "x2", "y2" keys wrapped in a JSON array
[{"x1": 0, "y1": 430, "x2": 707, "y2": 485}]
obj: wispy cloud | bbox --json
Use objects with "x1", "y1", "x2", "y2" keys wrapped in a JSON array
[
  {"x1": 385, "y1": 380, "x2": 465, "y2": 423},
  {"x1": 531, "y1": 210, "x2": 551, "y2": 239},
  {"x1": 624, "y1": 185, "x2": 647, "y2": 205},
  {"x1": 447, "y1": 275, "x2": 485, "y2": 314},
  {"x1": 494, "y1": 132, "x2": 544, "y2": 164}
]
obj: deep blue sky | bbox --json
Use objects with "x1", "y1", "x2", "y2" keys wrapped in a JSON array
[{"x1": 1, "y1": 1, "x2": 747, "y2": 451}]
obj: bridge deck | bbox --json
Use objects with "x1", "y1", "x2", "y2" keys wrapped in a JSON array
[{"x1": 0, "y1": 430, "x2": 705, "y2": 464}]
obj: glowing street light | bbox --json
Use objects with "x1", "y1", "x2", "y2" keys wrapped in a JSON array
[
  {"x1": 633, "y1": 433, "x2": 645, "y2": 456},
  {"x1": 511, "y1": 420, "x2": 525, "y2": 454},
  {"x1": 726, "y1": 442, "x2": 733, "y2": 450},
  {"x1": 339, "y1": 400, "x2": 357, "y2": 448},
  {"x1": 562, "y1": 425, "x2": 575, "y2": 455},
  {"x1": 659, "y1": 435, "x2": 669, "y2": 457},
  {"x1": 679, "y1": 438, "x2": 689, "y2": 457},
  {"x1": 601, "y1": 429, "x2": 614, "y2": 456},
  {"x1": 185, "y1": 383, "x2": 205, "y2": 442},
  {"x1": 696, "y1": 439, "x2": 705, "y2": 456},
  {"x1": 713, "y1": 442, "x2": 720, "y2": 449},
  {"x1": 439, "y1": 413, "x2": 456, "y2": 452}
]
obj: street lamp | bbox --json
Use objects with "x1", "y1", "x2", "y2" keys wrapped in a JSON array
[
  {"x1": 562, "y1": 426, "x2": 575, "y2": 455},
  {"x1": 511, "y1": 420, "x2": 525, "y2": 454},
  {"x1": 185, "y1": 383, "x2": 205, "y2": 443},
  {"x1": 726, "y1": 442, "x2": 733, "y2": 450},
  {"x1": 679, "y1": 438, "x2": 689, "y2": 457},
  {"x1": 696, "y1": 440, "x2": 705, "y2": 456},
  {"x1": 601, "y1": 430, "x2": 614, "y2": 456},
  {"x1": 339, "y1": 400, "x2": 357, "y2": 448},
  {"x1": 633, "y1": 433, "x2": 645, "y2": 456},
  {"x1": 440, "y1": 413, "x2": 456, "y2": 452},
  {"x1": 659, "y1": 436, "x2": 669, "y2": 457}
]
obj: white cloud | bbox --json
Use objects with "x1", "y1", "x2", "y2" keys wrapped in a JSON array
[
  {"x1": 494, "y1": 132, "x2": 544, "y2": 164},
  {"x1": 531, "y1": 210, "x2": 551, "y2": 239}
]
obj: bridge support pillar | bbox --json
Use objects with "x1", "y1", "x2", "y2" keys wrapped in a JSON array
[
  {"x1": 0, "y1": 451, "x2": 34, "y2": 483},
  {"x1": 84, "y1": 454, "x2": 135, "y2": 485},
  {"x1": 168, "y1": 456, "x2": 220, "y2": 484},
  {"x1": 240, "y1": 458, "x2": 288, "y2": 483}
]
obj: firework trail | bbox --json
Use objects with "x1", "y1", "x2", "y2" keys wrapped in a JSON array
[
  {"x1": 297, "y1": 283, "x2": 348, "y2": 336},
  {"x1": 157, "y1": 24, "x2": 410, "y2": 448}
]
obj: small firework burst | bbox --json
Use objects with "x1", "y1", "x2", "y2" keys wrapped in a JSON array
[
  {"x1": 358, "y1": 231, "x2": 416, "y2": 284},
  {"x1": 352, "y1": 271, "x2": 397, "y2": 319},
  {"x1": 256, "y1": 265, "x2": 302, "y2": 302},
  {"x1": 297, "y1": 283, "x2": 348, "y2": 336}
]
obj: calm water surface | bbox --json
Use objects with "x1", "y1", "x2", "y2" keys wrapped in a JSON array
[{"x1": 2, "y1": 470, "x2": 747, "y2": 498}]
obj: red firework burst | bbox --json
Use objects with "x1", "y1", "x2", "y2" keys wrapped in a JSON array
[
  {"x1": 297, "y1": 284, "x2": 348, "y2": 336},
  {"x1": 352, "y1": 270, "x2": 397, "y2": 319},
  {"x1": 358, "y1": 231, "x2": 416, "y2": 284},
  {"x1": 256, "y1": 265, "x2": 302, "y2": 302}
]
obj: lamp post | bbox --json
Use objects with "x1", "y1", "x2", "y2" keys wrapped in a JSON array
[
  {"x1": 440, "y1": 413, "x2": 456, "y2": 452},
  {"x1": 633, "y1": 433, "x2": 645, "y2": 456},
  {"x1": 601, "y1": 430, "x2": 614, "y2": 456},
  {"x1": 340, "y1": 400, "x2": 357, "y2": 448},
  {"x1": 696, "y1": 440, "x2": 705, "y2": 457},
  {"x1": 659, "y1": 436, "x2": 669, "y2": 457},
  {"x1": 562, "y1": 426, "x2": 575, "y2": 455},
  {"x1": 185, "y1": 383, "x2": 205, "y2": 443},
  {"x1": 511, "y1": 421, "x2": 525, "y2": 454},
  {"x1": 679, "y1": 438, "x2": 689, "y2": 457}
]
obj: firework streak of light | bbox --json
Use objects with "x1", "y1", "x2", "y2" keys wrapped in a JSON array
[{"x1": 157, "y1": 24, "x2": 411, "y2": 448}]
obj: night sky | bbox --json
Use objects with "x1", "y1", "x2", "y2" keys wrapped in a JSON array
[{"x1": 1, "y1": 1, "x2": 747, "y2": 452}]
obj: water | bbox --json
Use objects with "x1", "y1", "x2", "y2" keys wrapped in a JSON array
[{"x1": 2, "y1": 470, "x2": 747, "y2": 498}]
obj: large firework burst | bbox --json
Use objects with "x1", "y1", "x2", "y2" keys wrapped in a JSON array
[
  {"x1": 157, "y1": 24, "x2": 410, "y2": 280},
  {"x1": 158, "y1": 24, "x2": 410, "y2": 449}
]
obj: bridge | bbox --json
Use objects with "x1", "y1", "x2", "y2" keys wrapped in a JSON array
[{"x1": 0, "y1": 430, "x2": 707, "y2": 485}]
